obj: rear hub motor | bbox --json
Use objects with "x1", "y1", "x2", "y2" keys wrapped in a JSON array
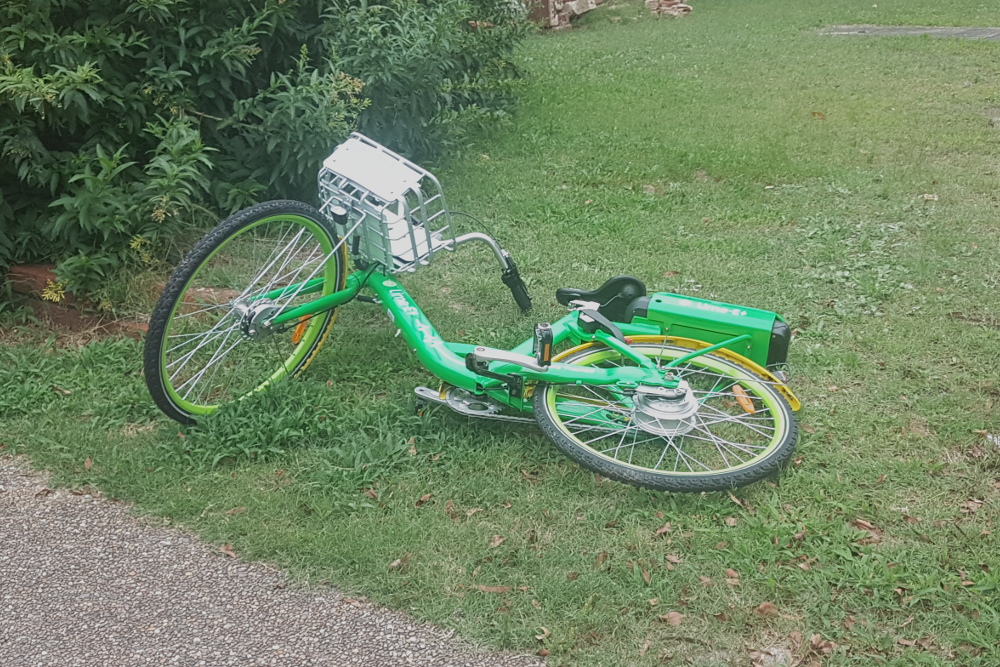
[{"x1": 632, "y1": 381, "x2": 699, "y2": 437}]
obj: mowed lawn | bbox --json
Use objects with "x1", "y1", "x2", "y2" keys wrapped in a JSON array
[{"x1": 4, "y1": 0, "x2": 1000, "y2": 664}]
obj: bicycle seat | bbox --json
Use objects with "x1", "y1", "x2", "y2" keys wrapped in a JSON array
[{"x1": 556, "y1": 275, "x2": 646, "y2": 322}]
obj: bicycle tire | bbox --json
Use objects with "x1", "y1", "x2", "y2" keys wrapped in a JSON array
[
  {"x1": 533, "y1": 338, "x2": 797, "y2": 493},
  {"x1": 144, "y1": 200, "x2": 347, "y2": 424}
]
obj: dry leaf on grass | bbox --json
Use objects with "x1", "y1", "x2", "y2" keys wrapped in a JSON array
[
  {"x1": 489, "y1": 535, "x2": 505, "y2": 548},
  {"x1": 219, "y1": 544, "x2": 238, "y2": 558},
  {"x1": 756, "y1": 602, "x2": 779, "y2": 618},
  {"x1": 535, "y1": 627, "x2": 550, "y2": 641},
  {"x1": 567, "y1": 571, "x2": 580, "y2": 582},
  {"x1": 655, "y1": 522, "x2": 672, "y2": 537},
  {"x1": 388, "y1": 553, "x2": 412, "y2": 570},
  {"x1": 474, "y1": 585, "x2": 511, "y2": 594},
  {"x1": 659, "y1": 612, "x2": 684, "y2": 626},
  {"x1": 415, "y1": 493, "x2": 431, "y2": 507},
  {"x1": 225, "y1": 506, "x2": 246, "y2": 515},
  {"x1": 84, "y1": 457, "x2": 92, "y2": 470},
  {"x1": 594, "y1": 551, "x2": 608, "y2": 569}
]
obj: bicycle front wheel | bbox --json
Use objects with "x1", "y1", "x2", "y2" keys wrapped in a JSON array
[
  {"x1": 533, "y1": 338, "x2": 797, "y2": 493},
  {"x1": 144, "y1": 200, "x2": 348, "y2": 424}
]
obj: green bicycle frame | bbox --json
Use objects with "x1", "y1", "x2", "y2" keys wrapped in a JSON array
[{"x1": 264, "y1": 269, "x2": 752, "y2": 412}]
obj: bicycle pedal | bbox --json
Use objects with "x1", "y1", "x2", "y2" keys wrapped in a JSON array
[
  {"x1": 412, "y1": 386, "x2": 533, "y2": 423},
  {"x1": 533, "y1": 323, "x2": 553, "y2": 367}
]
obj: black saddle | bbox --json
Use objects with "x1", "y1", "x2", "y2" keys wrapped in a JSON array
[{"x1": 555, "y1": 275, "x2": 646, "y2": 322}]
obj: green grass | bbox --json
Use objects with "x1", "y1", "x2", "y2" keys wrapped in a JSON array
[{"x1": 5, "y1": 0, "x2": 1000, "y2": 664}]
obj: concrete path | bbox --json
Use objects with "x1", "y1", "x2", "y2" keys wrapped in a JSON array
[
  {"x1": 821, "y1": 25, "x2": 1000, "y2": 40},
  {"x1": 0, "y1": 456, "x2": 544, "y2": 666}
]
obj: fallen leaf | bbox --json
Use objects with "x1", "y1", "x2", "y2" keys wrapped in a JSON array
[
  {"x1": 52, "y1": 386, "x2": 72, "y2": 395},
  {"x1": 567, "y1": 571, "x2": 579, "y2": 582},
  {"x1": 531, "y1": 599, "x2": 541, "y2": 609},
  {"x1": 641, "y1": 567, "x2": 651, "y2": 584},
  {"x1": 465, "y1": 507, "x2": 483, "y2": 517},
  {"x1": 639, "y1": 638, "x2": 652, "y2": 656},
  {"x1": 713, "y1": 612, "x2": 729, "y2": 622},
  {"x1": 535, "y1": 627, "x2": 550, "y2": 641},
  {"x1": 897, "y1": 637, "x2": 916, "y2": 647},
  {"x1": 388, "y1": 553, "x2": 412, "y2": 570},
  {"x1": 802, "y1": 424, "x2": 816, "y2": 434},
  {"x1": 810, "y1": 634, "x2": 836, "y2": 654},
  {"x1": 757, "y1": 602, "x2": 779, "y2": 618},
  {"x1": 844, "y1": 616, "x2": 856, "y2": 631},
  {"x1": 724, "y1": 517, "x2": 738, "y2": 527},
  {"x1": 225, "y1": 506, "x2": 246, "y2": 515},
  {"x1": 811, "y1": 111, "x2": 826, "y2": 120},
  {"x1": 415, "y1": 493, "x2": 432, "y2": 507},
  {"x1": 666, "y1": 554, "x2": 682, "y2": 565},
  {"x1": 363, "y1": 488, "x2": 378, "y2": 500},
  {"x1": 662, "y1": 270, "x2": 680, "y2": 277},
  {"x1": 716, "y1": 541, "x2": 728, "y2": 550},
  {"x1": 724, "y1": 568, "x2": 740, "y2": 579},
  {"x1": 699, "y1": 576, "x2": 712, "y2": 587},
  {"x1": 594, "y1": 551, "x2": 608, "y2": 569},
  {"x1": 84, "y1": 457, "x2": 92, "y2": 471},
  {"x1": 659, "y1": 612, "x2": 684, "y2": 626},
  {"x1": 961, "y1": 499, "x2": 984, "y2": 514},
  {"x1": 407, "y1": 444, "x2": 417, "y2": 456},
  {"x1": 921, "y1": 193, "x2": 939, "y2": 202},
  {"x1": 474, "y1": 585, "x2": 511, "y2": 593},
  {"x1": 655, "y1": 522, "x2": 672, "y2": 537},
  {"x1": 219, "y1": 544, "x2": 238, "y2": 558},
  {"x1": 489, "y1": 535, "x2": 505, "y2": 548},
  {"x1": 727, "y1": 491, "x2": 749, "y2": 511},
  {"x1": 648, "y1": 598, "x2": 660, "y2": 607},
  {"x1": 537, "y1": 649, "x2": 550, "y2": 657}
]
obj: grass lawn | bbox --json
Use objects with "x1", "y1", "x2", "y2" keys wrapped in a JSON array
[{"x1": 4, "y1": 0, "x2": 1000, "y2": 664}]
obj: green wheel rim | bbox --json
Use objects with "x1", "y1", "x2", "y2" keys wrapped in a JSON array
[
  {"x1": 544, "y1": 345, "x2": 789, "y2": 476},
  {"x1": 159, "y1": 214, "x2": 339, "y2": 416}
]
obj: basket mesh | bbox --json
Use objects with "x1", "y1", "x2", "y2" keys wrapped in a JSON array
[{"x1": 318, "y1": 134, "x2": 454, "y2": 272}]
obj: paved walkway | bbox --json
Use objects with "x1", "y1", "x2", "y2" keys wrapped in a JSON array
[
  {"x1": 0, "y1": 456, "x2": 544, "y2": 666},
  {"x1": 821, "y1": 25, "x2": 1000, "y2": 40}
]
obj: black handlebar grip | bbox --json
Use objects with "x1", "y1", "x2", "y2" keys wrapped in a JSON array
[{"x1": 502, "y1": 265, "x2": 532, "y2": 312}]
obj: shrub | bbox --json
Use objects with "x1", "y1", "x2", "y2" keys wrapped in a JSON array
[{"x1": 0, "y1": 0, "x2": 527, "y2": 304}]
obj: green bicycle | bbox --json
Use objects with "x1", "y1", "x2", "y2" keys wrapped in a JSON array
[{"x1": 144, "y1": 133, "x2": 801, "y2": 493}]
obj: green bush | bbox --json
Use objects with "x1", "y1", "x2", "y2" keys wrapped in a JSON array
[{"x1": 0, "y1": 0, "x2": 527, "y2": 303}]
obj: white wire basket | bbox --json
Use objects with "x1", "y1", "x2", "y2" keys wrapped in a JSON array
[{"x1": 317, "y1": 133, "x2": 455, "y2": 273}]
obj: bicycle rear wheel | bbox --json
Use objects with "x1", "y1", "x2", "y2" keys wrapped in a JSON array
[
  {"x1": 144, "y1": 200, "x2": 347, "y2": 424},
  {"x1": 533, "y1": 338, "x2": 797, "y2": 493}
]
